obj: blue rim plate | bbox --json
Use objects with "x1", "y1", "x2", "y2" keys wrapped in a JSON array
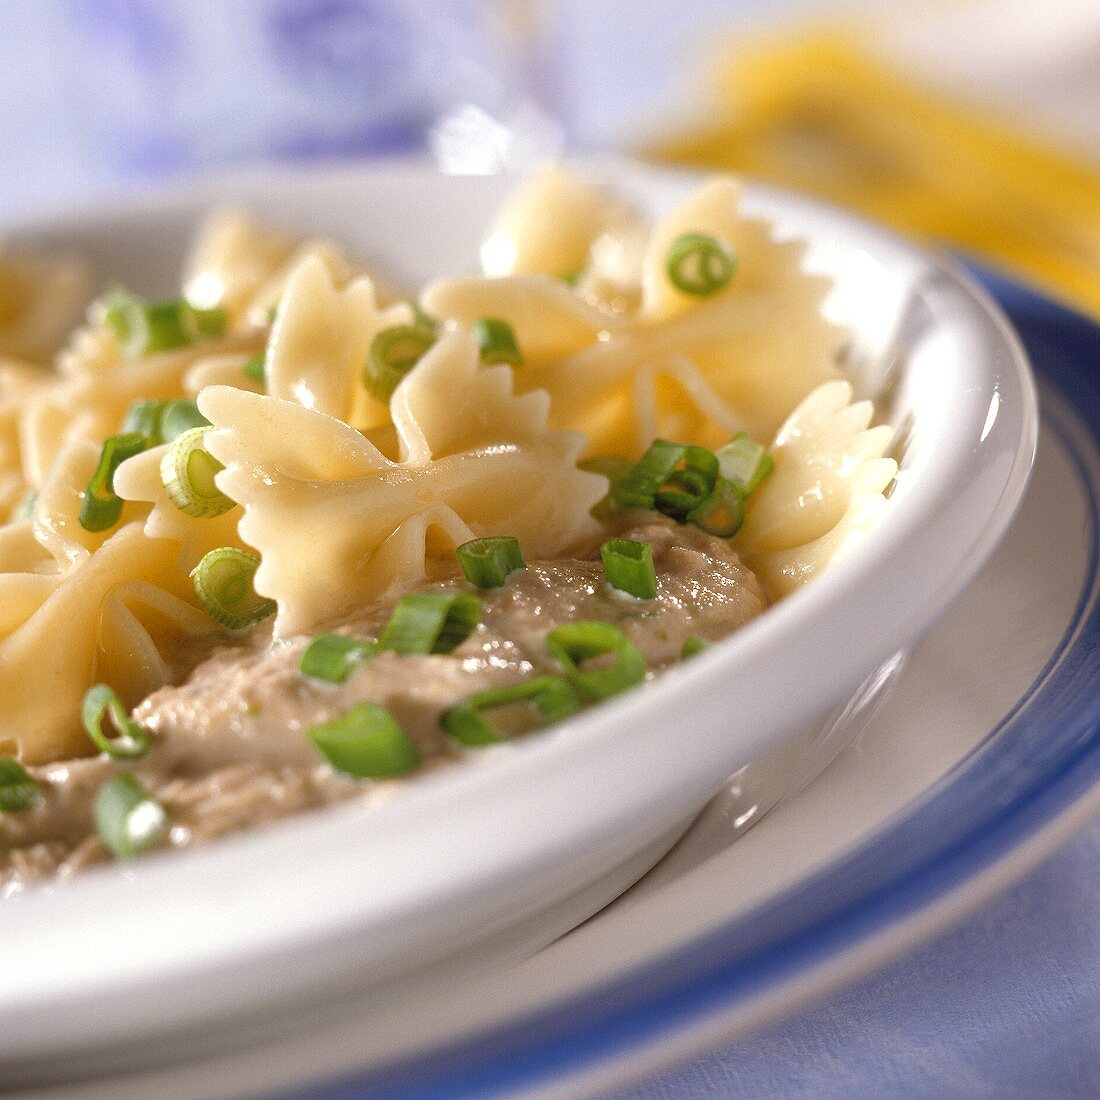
[{"x1": 297, "y1": 271, "x2": 1100, "y2": 1099}]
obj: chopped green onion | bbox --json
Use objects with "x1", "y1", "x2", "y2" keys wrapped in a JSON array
[
  {"x1": 159, "y1": 398, "x2": 210, "y2": 443},
  {"x1": 378, "y1": 592, "x2": 481, "y2": 655},
  {"x1": 365, "y1": 325, "x2": 436, "y2": 402},
  {"x1": 242, "y1": 353, "x2": 266, "y2": 385},
  {"x1": 442, "y1": 676, "x2": 581, "y2": 746},
  {"x1": 11, "y1": 490, "x2": 36, "y2": 523},
  {"x1": 0, "y1": 758, "x2": 40, "y2": 812},
  {"x1": 600, "y1": 539, "x2": 658, "y2": 600},
  {"x1": 79, "y1": 432, "x2": 147, "y2": 532},
  {"x1": 681, "y1": 635, "x2": 710, "y2": 659},
  {"x1": 300, "y1": 633, "x2": 375, "y2": 684},
  {"x1": 122, "y1": 398, "x2": 167, "y2": 440},
  {"x1": 308, "y1": 703, "x2": 420, "y2": 779},
  {"x1": 613, "y1": 440, "x2": 719, "y2": 520},
  {"x1": 715, "y1": 431, "x2": 774, "y2": 497},
  {"x1": 81, "y1": 684, "x2": 152, "y2": 760},
  {"x1": 94, "y1": 773, "x2": 167, "y2": 860},
  {"x1": 580, "y1": 455, "x2": 633, "y2": 521},
  {"x1": 545, "y1": 621, "x2": 646, "y2": 702},
  {"x1": 687, "y1": 478, "x2": 745, "y2": 538},
  {"x1": 561, "y1": 266, "x2": 585, "y2": 287},
  {"x1": 474, "y1": 318, "x2": 522, "y2": 366},
  {"x1": 103, "y1": 290, "x2": 227, "y2": 359},
  {"x1": 191, "y1": 547, "x2": 275, "y2": 630},
  {"x1": 408, "y1": 300, "x2": 440, "y2": 333},
  {"x1": 160, "y1": 426, "x2": 235, "y2": 519},
  {"x1": 665, "y1": 233, "x2": 737, "y2": 297},
  {"x1": 457, "y1": 536, "x2": 525, "y2": 588}
]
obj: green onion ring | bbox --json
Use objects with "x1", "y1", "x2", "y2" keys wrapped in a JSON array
[
  {"x1": 81, "y1": 684, "x2": 152, "y2": 760},
  {"x1": 160, "y1": 426, "x2": 235, "y2": 519},
  {"x1": 0, "y1": 758, "x2": 40, "y2": 813},
  {"x1": 308, "y1": 703, "x2": 421, "y2": 779},
  {"x1": 600, "y1": 539, "x2": 658, "y2": 600},
  {"x1": 442, "y1": 676, "x2": 581, "y2": 746},
  {"x1": 191, "y1": 547, "x2": 275, "y2": 630},
  {"x1": 715, "y1": 431, "x2": 774, "y2": 497},
  {"x1": 79, "y1": 432, "x2": 148, "y2": 533},
  {"x1": 378, "y1": 592, "x2": 482, "y2": 655},
  {"x1": 456, "y1": 536, "x2": 526, "y2": 589},
  {"x1": 687, "y1": 477, "x2": 745, "y2": 538},
  {"x1": 545, "y1": 621, "x2": 647, "y2": 702},
  {"x1": 665, "y1": 233, "x2": 737, "y2": 297},
  {"x1": 300, "y1": 633, "x2": 376, "y2": 684},
  {"x1": 94, "y1": 773, "x2": 168, "y2": 860},
  {"x1": 473, "y1": 318, "x2": 523, "y2": 366},
  {"x1": 364, "y1": 325, "x2": 436, "y2": 402}
]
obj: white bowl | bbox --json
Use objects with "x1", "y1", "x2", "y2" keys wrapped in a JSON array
[{"x1": 0, "y1": 161, "x2": 1036, "y2": 1073}]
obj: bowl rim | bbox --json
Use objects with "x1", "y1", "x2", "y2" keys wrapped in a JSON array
[{"x1": 0, "y1": 159, "x2": 1039, "y2": 1058}]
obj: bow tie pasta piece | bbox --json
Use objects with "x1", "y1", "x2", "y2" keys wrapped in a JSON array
[
  {"x1": 736, "y1": 380, "x2": 897, "y2": 597},
  {"x1": 0, "y1": 521, "x2": 64, "y2": 639},
  {"x1": 200, "y1": 330, "x2": 603, "y2": 635},
  {"x1": 0, "y1": 363, "x2": 46, "y2": 515},
  {"x1": 113, "y1": 444, "x2": 245, "y2": 571},
  {"x1": 185, "y1": 350, "x2": 266, "y2": 395},
  {"x1": 426, "y1": 176, "x2": 845, "y2": 454},
  {"x1": 0, "y1": 522, "x2": 219, "y2": 763},
  {"x1": 480, "y1": 168, "x2": 627, "y2": 280},
  {"x1": 183, "y1": 209, "x2": 301, "y2": 323},
  {"x1": 265, "y1": 254, "x2": 412, "y2": 428}
]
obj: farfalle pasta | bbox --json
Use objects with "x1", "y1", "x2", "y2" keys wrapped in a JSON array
[{"x1": 0, "y1": 171, "x2": 899, "y2": 888}]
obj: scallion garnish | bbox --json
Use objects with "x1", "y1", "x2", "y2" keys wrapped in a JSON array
[
  {"x1": 79, "y1": 432, "x2": 147, "y2": 532},
  {"x1": 122, "y1": 398, "x2": 167, "y2": 440},
  {"x1": 0, "y1": 758, "x2": 40, "y2": 812},
  {"x1": 191, "y1": 547, "x2": 275, "y2": 630},
  {"x1": 408, "y1": 300, "x2": 439, "y2": 333},
  {"x1": 474, "y1": 318, "x2": 522, "y2": 366},
  {"x1": 613, "y1": 440, "x2": 718, "y2": 520},
  {"x1": 242, "y1": 353, "x2": 266, "y2": 385},
  {"x1": 715, "y1": 431, "x2": 774, "y2": 497},
  {"x1": 103, "y1": 290, "x2": 227, "y2": 359},
  {"x1": 364, "y1": 325, "x2": 436, "y2": 402},
  {"x1": 600, "y1": 539, "x2": 657, "y2": 600},
  {"x1": 687, "y1": 477, "x2": 745, "y2": 538},
  {"x1": 308, "y1": 703, "x2": 421, "y2": 779},
  {"x1": 681, "y1": 635, "x2": 710, "y2": 659},
  {"x1": 545, "y1": 621, "x2": 646, "y2": 702},
  {"x1": 442, "y1": 676, "x2": 580, "y2": 746},
  {"x1": 377, "y1": 592, "x2": 482, "y2": 655},
  {"x1": 300, "y1": 633, "x2": 375, "y2": 684},
  {"x1": 81, "y1": 684, "x2": 152, "y2": 760},
  {"x1": 160, "y1": 426, "x2": 235, "y2": 518},
  {"x1": 11, "y1": 490, "x2": 36, "y2": 523},
  {"x1": 94, "y1": 773, "x2": 167, "y2": 860},
  {"x1": 456, "y1": 536, "x2": 525, "y2": 589},
  {"x1": 159, "y1": 398, "x2": 210, "y2": 443},
  {"x1": 579, "y1": 455, "x2": 633, "y2": 521},
  {"x1": 665, "y1": 233, "x2": 737, "y2": 297}
]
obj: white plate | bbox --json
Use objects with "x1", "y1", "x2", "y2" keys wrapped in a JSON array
[
  {"x1": 21, "y1": 270, "x2": 1094, "y2": 1100},
  {"x1": 0, "y1": 163, "x2": 1036, "y2": 1081}
]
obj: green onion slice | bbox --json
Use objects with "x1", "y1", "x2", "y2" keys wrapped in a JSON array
[
  {"x1": 613, "y1": 440, "x2": 719, "y2": 520},
  {"x1": 579, "y1": 455, "x2": 633, "y2": 521},
  {"x1": 365, "y1": 325, "x2": 436, "y2": 402},
  {"x1": 0, "y1": 758, "x2": 40, "y2": 812},
  {"x1": 94, "y1": 773, "x2": 168, "y2": 860},
  {"x1": 11, "y1": 490, "x2": 36, "y2": 523},
  {"x1": 159, "y1": 398, "x2": 210, "y2": 443},
  {"x1": 474, "y1": 318, "x2": 522, "y2": 366},
  {"x1": 378, "y1": 592, "x2": 482, "y2": 655},
  {"x1": 81, "y1": 684, "x2": 152, "y2": 760},
  {"x1": 122, "y1": 398, "x2": 167, "y2": 440},
  {"x1": 242, "y1": 353, "x2": 266, "y2": 385},
  {"x1": 408, "y1": 300, "x2": 440, "y2": 333},
  {"x1": 457, "y1": 536, "x2": 525, "y2": 589},
  {"x1": 79, "y1": 432, "x2": 147, "y2": 532},
  {"x1": 545, "y1": 621, "x2": 646, "y2": 702},
  {"x1": 300, "y1": 633, "x2": 375, "y2": 684},
  {"x1": 681, "y1": 635, "x2": 710, "y2": 660},
  {"x1": 687, "y1": 477, "x2": 745, "y2": 538},
  {"x1": 442, "y1": 676, "x2": 581, "y2": 747},
  {"x1": 601, "y1": 539, "x2": 658, "y2": 600},
  {"x1": 103, "y1": 290, "x2": 227, "y2": 359},
  {"x1": 160, "y1": 426, "x2": 235, "y2": 519},
  {"x1": 715, "y1": 431, "x2": 774, "y2": 497},
  {"x1": 665, "y1": 233, "x2": 737, "y2": 297},
  {"x1": 308, "y1": 703, "x2": 421, "y2": 779},
  {"x1": 191, "y1": 547, "x2": 275, "y2": 630}
]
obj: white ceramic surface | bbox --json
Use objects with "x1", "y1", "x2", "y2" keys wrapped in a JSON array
[{"x1": 0, "y1": 162, "x2": 1036, "y2": 1073}]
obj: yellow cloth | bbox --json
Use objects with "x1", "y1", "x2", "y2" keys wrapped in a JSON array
[{"x1": 652, "y1": 32, "x2": 1100, "y2": 317}]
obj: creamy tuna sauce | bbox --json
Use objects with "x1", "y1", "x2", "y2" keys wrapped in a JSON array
[{"x1": 0, "y1": 517, "x2": 765, "y2": 892}]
